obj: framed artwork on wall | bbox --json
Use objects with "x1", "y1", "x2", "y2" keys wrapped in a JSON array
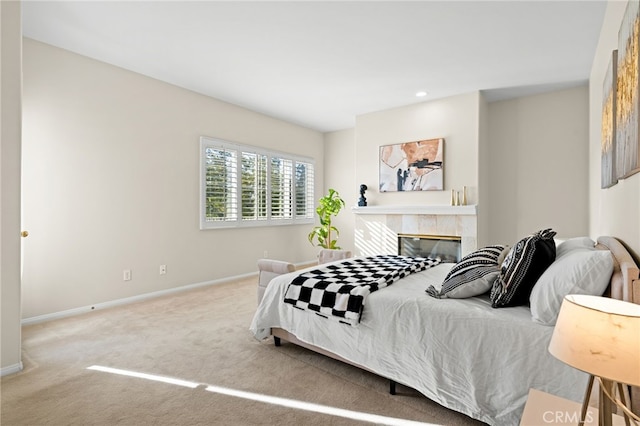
[
  {"x1": 379, "y1": 138, "x2": 444, "y2": 192},
  {"x1": 615, "y1": 0, "x2": 640, "y2": 180},
  {"x1": 601, "y1": 49, "x2": 618, "y2": 189}
]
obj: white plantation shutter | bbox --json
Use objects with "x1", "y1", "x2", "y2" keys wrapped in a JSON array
[
  {"x1": 200, "y1": 137, "x2": 314, "y2": 229},
  {"x1": 241, "y1": 152, "x2": 268, "y2": 221},
  {"x1": 295, "y1": 161, "x2": 314, "y2": 220},
  {"x1": 202, "y1": 145, "x2": 238, "y2": 223},
  {"x1": 271, "y1": 157, "x2": 293, "y2": 220}
]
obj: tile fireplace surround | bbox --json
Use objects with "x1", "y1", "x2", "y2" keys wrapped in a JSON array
[{"x1": 352, "y1": 205, "x2": 477, "y2": 258}]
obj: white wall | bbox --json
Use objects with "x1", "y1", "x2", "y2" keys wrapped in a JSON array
[
  {"x1": 354, "y1": 92, "x2": 481, "y2": 208},
  {"x1": 325, "y1": 88, "x2": 591, "y2": 252},
  {"x1": 477, "y1": 93, "x2": 491, "y2": 247},
  {"x1": 1, "y1": 0, "x2": 23, "y2": 374},
  {"x1": 21, "y1": 39, "x2": 324, "y2": 319},
  {"x1": 487, "y1": 85, "x2": 590, "y2": 244},
  {"x1": 589, "y1": 0, "x2": 640, "y2": 257},
  {"x1": 21, "y1": 11, "x2": 610, "y2": 322},
  {"x1": 323, "y1": 128, "x2": 356, "y2": 252}
]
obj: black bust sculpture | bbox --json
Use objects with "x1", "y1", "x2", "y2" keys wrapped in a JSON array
[{"x1": 358, "y1": 184, "x2": 368, "y2": 207}]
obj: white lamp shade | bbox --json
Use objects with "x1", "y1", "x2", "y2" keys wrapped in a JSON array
[{"x1": 548, "y1": 294, "x2": 640, "y2": 387}]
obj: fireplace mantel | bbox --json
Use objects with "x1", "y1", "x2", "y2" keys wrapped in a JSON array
[{"x1": 352, "y1": 205, "x2": 477, "y2": 216}]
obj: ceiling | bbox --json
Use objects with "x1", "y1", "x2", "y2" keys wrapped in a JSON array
[{"x1": 21, "y1": 1, "x2": 607, "y2": 133}]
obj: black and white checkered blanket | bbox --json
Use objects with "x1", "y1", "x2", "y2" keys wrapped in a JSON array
[{"x1": 283, "y1": 255, "x2": 441, "y2": 325}]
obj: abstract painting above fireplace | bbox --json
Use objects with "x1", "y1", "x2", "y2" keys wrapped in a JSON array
[{"x1": 379, "y1": 138, "x2": 444, "y2": 192}]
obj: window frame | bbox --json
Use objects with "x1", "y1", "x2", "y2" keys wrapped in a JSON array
[{"x1": 199, "y1": 136, "x2": 315, "y2": 230}]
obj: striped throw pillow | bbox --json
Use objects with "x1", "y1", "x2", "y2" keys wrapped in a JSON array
[
  {"x1": 490, "y1": 228, "x2": 557, "y2": 308},
  {"x1": 426, "y1": 245, "x2": 509, "y2": 299}
]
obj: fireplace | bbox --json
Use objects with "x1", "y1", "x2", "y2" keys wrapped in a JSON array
[
  {"x1": 352, "y1": 204, "x2": 477, "y2": 259},
  {"x1": 398, "y1": 234, "x2": 461, "y2": 263}
]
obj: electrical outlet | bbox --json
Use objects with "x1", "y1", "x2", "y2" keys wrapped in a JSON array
[
  {"x1": 123, "y1": 269, "x2": 131, "y2": 281},
  {"x1": 263, "y1": 250, "x2": 268, "y2": 258},
  {"x1": 159, "y1": 264, "x2": 166, "y2": 275}
]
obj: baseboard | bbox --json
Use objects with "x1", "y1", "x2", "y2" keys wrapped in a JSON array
[
  {"x1": 1, "y1": 362, "x2": 23, "y2": 377},
  {"x1": 21, "y1": 271, "x2": 258, "y2": 326}
]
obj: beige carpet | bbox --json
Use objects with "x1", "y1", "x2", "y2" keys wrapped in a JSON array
[{"x1": 1, "y1": 277, "x2": 485, "y2": 425}]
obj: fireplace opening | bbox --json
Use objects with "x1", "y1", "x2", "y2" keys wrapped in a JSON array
[{"x1": 398, "y1": 234, "x2": 461, "y2": 263}]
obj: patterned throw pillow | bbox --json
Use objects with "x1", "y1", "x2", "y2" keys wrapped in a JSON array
[
  {"x1": 490, "y1": 228, "x2": 557, "y2": 308},
  {"x1": 426, "y1": 245, "x2": 509, "y2": 299}
]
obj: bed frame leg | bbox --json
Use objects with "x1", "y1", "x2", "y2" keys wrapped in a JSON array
[
  {"x1": 274, "y1": 336, "x2": 281, "y2": 347},
  {"x1": 389, "y1": 380, "x2": 396, "y2": 395}
]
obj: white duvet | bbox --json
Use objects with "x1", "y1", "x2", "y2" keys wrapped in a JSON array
[{"x1": 249, "y1": 262, "x2": 588, "y2": 425}]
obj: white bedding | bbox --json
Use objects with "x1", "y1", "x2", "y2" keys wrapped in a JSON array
[{"x1": 249, "y1": 261, "x2": 589, "y2": 425}]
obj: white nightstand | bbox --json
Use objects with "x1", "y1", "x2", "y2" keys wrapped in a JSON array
[{"x1": 520, "y1": 389, "x2": 626, "y2": 426}]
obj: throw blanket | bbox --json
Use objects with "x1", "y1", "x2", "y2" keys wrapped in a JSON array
[{"x1": 283, "y1": 255, "x2": 441, "y2": 325}]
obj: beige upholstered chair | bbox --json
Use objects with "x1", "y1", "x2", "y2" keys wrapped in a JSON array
[
  {"x1": 257, "y1": 259, "x2": 295, "y2": 304},
  {"x1": 256, "y1": 250, "x2": 353, "y2": 305},
  {"x1": 318, "y1": 249, "x2": 352, "y2": 264}
]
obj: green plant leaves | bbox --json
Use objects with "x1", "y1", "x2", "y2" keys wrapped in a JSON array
[{"x1": 308, "y1": 188, "x2": 345, "y2": 249}]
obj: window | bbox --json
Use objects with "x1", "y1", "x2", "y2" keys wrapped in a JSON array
[{"x1": 200, "y1": 136, "x2": 315, "y2": 229}]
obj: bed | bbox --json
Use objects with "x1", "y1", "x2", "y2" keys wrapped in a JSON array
[{"x1": 249, "y1": 235, "x2": 639, "y2": 425}]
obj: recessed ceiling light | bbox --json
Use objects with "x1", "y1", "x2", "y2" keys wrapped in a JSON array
[{"x1": 415, "y1": 91, "x2": 427, "y2": 97}]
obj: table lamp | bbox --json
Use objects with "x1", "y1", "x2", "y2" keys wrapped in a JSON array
[{"x1": 548, "y1": 294, "x2": 640, "y2": 426}]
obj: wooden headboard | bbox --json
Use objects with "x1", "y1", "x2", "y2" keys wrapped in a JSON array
[
  {"x1": 596, "y1": 236, "x2": 640, "y2": 415},
  {"x1": 596, "y1": 236, "x2": 640, "y2": 303}
]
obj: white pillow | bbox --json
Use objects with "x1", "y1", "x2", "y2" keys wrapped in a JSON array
[
  {"x1": 555, "y1": 237, "x2": 596, "y2": 258},
  {"x1": 530, "y1": 249, "x2": 613, "y2": 326}
]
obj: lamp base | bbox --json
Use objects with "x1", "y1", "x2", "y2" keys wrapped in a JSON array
[
  {"x1": 579, "y1": 375, "x2": 595, "y2": 426},
  {"x1": 581, "y1": 376, "x2": 639, "y2": 426},
  {"x1": 598, "y1": 378, "x2": 614, "y2": 426}
]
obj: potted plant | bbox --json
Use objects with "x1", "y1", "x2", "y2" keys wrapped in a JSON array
[{"x1": 308, "y1": 188, "x2": 345, "y2": 249}]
